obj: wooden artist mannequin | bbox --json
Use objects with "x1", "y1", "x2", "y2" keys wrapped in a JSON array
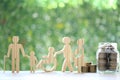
[
  {"x1": 4, "y1": 36, "x2": 27, "y2": 73},
  {"x1": 27, "y1": 51, "x2": 38, "y2": 73},
  {"x1": 54, "y1": 37, "x2": 73, "y2": 72},
  {"x1": 36, "y1": 47, "x2": 57, "y2": 72},
  {"x1": 74, "y1": 39, "x2": 84, "y2": 73}
]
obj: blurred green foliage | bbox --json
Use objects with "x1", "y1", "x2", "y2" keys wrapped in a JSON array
[{"x1": 0, "y1": 0, "x2": 120, "y2": 71}]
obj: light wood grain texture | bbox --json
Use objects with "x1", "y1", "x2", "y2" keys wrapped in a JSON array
[
  {"x1": 80, "y1": 39, "x2": 85, "y2": 66},
  {"x1": 36, "y1": 47, "x2": 57, "y2": 72},
  {"x1": 27, "y1": 51, "x2": 38, "y2": 73},
  {"x1": 74, "y1": 39, "x2": 85, "y2": 73},
  {"x1": 54, "y1": 37, "x2": 73, "y2": 72},
  {"x1": 4, "y1": 36, "x2": 27, "y2": 73}
]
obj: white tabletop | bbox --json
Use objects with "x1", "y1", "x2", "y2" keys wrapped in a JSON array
[{"x1": 0, "y1": 71, "x2": 120, "y2": 80}]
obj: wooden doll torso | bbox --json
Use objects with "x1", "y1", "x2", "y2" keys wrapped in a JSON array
[
  {"x1": 30, "y1": 55, "x2": 36, "y2": 66},
  {"x1": 10, "y1": 44, "x2": 21, "y2": 59},
  {"x1": 63, "y1": 45, "x2": 71, "y2": 61},
  {"x1": 48, "y1": 53, "x2": 54, "y2": 63}
]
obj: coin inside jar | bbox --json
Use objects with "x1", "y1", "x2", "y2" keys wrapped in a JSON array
[{"x1": 97, "y1": 43, "x2": 119, "y2": 72}]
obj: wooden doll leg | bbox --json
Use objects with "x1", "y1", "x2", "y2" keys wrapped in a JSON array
[
  {"x1": 33, "y1": 64, "x2": 35, "y2": 73},
  {"x1": 68, "y1": 61, "x2": 73, "y2": 72},
  {"x1": 31, "y1": 67, "x2": 35, "y2": 73},
  {"x1": 12, "y1": 58, "x2": 15, "y2": 73},
  {"x1": 42, "y1": 60, "x2": 48, "y2": 71},
  {"x1": 16, "y1": 58, "x2": 19, "y2": 73},
  {"x1": 74, "y1": 58, "x2": 77, "y2": 67},
  {"x1": 32, "y1": 64, "x2": 34, "y2": 73},
  {"x1": 62, "y1": 60, "x2": 67, "y2": 72},
  {"x1": 33, "y1": 67, "x2": 35, "y2": 73},
  {"x1": 81, "y1": 54, "x2": 84, "y2": 66},
  {"x1": 30, "y1": 65, "x2": 32, "y2": 73},
  {"x1": 78, "y1": 58, "x2": 81, "y2": 73},
  {"x1": 36, "y1": 60, "x2": 43, "y2": 69}
]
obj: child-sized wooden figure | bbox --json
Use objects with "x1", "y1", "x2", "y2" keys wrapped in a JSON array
[
  {"x1": 28, "y1": 51, "x2": 38, "y2": 73},
  {"x1": 4, "y1": 36, "x2": 27, "y2": 73},
  {"x1": 36, "y1": 47, "x2": 57, "y2": 72},
  {"x1": 74, "y1": 39, "x2": 84, "y2": 73},
  {"x1": 54, "y1": 37, "x2": 73, "y2": 72}
]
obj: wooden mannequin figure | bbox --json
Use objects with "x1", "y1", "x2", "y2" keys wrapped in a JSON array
[
  {"x1": 54, "y1": 37, "x2": 73, "y2": 72},
  {"x1": 4, "y1": 36, "x2": 27, "y2": 73},
  {"x1": 27, "y1": 51, "x2": 38, "y2": 73},
  {"x1": 74, "y1": 39, "x2": 84, "y2": 73},
  {"x1": 36, "y1": 47, "x2": 57, "y2": 72}
]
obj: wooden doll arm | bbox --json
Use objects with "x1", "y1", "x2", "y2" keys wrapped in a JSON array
[
  {"x1": 42, "y1": 56, "x2": 48, "y2": 59},
  {"x1": 54, "y1": 50, "x2": 63, "y2": 57},
  {"x1": 54, "y1": 46, "x2": 64, "y2": 56},
  {"x1": 20, "y1": 44, "x2": 26, "y2": 57},
  {"x1": 7, "y1": 45, "x2": 12, "y2": 57},
  {"x1": 54, "y1": 46, "x2": 65, "y2": 57}
]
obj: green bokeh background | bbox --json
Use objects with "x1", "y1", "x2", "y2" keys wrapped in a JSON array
[{"x1": 0, "y1": 0, "x2": 120, "y2": 71}]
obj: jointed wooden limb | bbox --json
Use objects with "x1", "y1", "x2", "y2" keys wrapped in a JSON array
[
  {"x1": 4, "y1": 55, "x2": 8, "y2": 72},
  {"x1": 54, "y1": 50, "x2": 63, "y2": 57}
]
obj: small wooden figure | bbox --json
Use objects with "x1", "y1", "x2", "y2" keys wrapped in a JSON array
[
  {"x1": 74, "y1": 39, "x2": 85, "y2": 73},
  {"x1": 27, "y1": 51, "x2": 38, "y2": 73},
  {"x1": 54, "y1": 37, "x2": 73, "y2": 72},
  {"x1": 36, "y1": 47, "x2": 57, "y2": 72},
  {"x1": 4, "y1": 36, "x2": 27, "y2": 73}
]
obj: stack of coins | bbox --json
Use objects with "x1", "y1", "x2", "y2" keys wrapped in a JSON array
[
  {"x1": 90, "y1": 65, "x2": 97, "y2": 72},
  {"x1": 81, "y1": 62, "x2": 96, "y2": 73},
  {"x1": 81, "y1": 66, "x2": 88, "y2": 72}
]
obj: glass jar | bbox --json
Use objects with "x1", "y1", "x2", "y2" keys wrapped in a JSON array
[{"x1": 96, "y1": 42, "x2": 119, "y2": 73}]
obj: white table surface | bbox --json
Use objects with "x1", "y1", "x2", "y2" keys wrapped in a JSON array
[{"x1": 0, "y1": 71, "x2": 120, "y2": 80}]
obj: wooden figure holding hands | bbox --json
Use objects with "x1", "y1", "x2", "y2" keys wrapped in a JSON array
[
  {"x1": 27, "y1": 51, "x2": 38, "y2": 73},
  {"x1": 54, "y1": 37, "x2": 73, "y2": 72},
  {"x1": 36, "y1": 47, "x2": 57, "y2": 72},
  {"x1": 74, "y1": 39, "x2": 84, "y2": 73},
  {"x1": 4, "y1": 36, "x2": 27, "y2": 73}
]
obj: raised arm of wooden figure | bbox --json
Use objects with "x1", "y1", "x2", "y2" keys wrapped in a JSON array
[
  {"x1": 7, "y1": 44, "x2": 12, "y2": 57},
  {"x1": 54, "y1": 46, "x2": 65, "y2": 57},
  {"x1": 54, "y1": 50, "x2": 63, "y2": 57},
  {"x1": 42, "y1": 56, "x2": 48, "y2": 59},
  {"x1": 20, "y1": 44, "x2": 26, "y2": 57}
]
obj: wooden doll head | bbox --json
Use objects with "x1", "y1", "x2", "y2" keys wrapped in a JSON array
[
  {"x1": 48, "y1": 47, "x2": 55, "y2": 53},
  {"x1": 77, "y1": 39, "x2": 81, "y2": 44},
  {"x1": 77, "y1": 39, "x2": 82, "y2": 47},
  {"x1": 30, "y1": 51, "x2": 35, "y2": 56},
  {"x1": 12, "y1": 36, "x2": 19, "y2": 44},
  {"x1": 62, "y1": 37, "x2": 71, "y2": 44},
  {"x1": 77, "y1": 39, "x2": 84, "y2": 47}
]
